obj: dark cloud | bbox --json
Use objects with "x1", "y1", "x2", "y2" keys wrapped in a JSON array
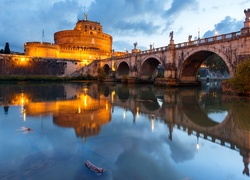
[
  {"x1": 161, "y1": 0, "x2": 199, "y2": 33},
  {"x1": 113, "y1": 20, "x2": 160, "y2": 35},
  {"x1": 0, "y1": 0, "x2": 84, "y2": 52},
  {"x1": 88, "y1": 0, "x2": 163, "y2": 34},
  {"x1": 163, "y1": 0, "x2": 198, "y2": 17},
  {"x1": 203, "y1": 16, "x2": 243, "y2": 38}
]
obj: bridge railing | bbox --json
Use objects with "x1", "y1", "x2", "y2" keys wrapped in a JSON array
[
  {"x1": 105, "y1": 31, "x2": 242, "y2": 60},
  {"x1": 175, "y1": 31, "x2": 241, "y2": 49}
]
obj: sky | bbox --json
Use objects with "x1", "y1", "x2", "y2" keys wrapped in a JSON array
[{"x1": 0, "y1": 0, "x2": 249, "y2": 53}]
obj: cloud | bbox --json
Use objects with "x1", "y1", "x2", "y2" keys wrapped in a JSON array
[
  {"x1": 88, "y1": 0, "x2": 163, "y2": 34},
  {"x1": 0, "y1": 0, "x2": 84, "y2": 51},
  {"x1": 203, "y1": 16, "x2": 243, "y2": 38},
  {"x1": 0, "y1": 0, "x2": 247, "y2": 52}
]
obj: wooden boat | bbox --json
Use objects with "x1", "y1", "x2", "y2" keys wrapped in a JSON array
[{"x1": 85, "y1": 160, "x2": 104, "y2": 173}]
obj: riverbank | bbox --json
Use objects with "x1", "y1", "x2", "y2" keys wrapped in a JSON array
[{"x1": 0, "y1": 75, "x2": 96, "y2": 82}]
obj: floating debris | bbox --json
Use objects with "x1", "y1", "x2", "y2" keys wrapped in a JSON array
[
  {"x1": 85, "y1": 160, "x2": 104, "y2": 173},
  {"x1": 17, "y1": 126, "x2": 34, "y2": 134}
]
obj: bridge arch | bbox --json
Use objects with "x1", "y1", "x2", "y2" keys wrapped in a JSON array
[
  {"x1": 102, "y1": 64, "x2": 111, "y2": 76},
  {"x1": 180, "y1": 48, "x2": 234, "y2": 81},
  {"x1": 117, "y1": 61, "x2": 130, "y2": 77},
  {"x1": 140, "y1": 56, "x2": 162, "y2": 79}
]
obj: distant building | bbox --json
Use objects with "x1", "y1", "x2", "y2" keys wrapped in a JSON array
[{"x1": 24, "y1": 13, "x2": 113, "y2": 65}]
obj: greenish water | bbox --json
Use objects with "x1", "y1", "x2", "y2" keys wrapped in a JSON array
[{"x1": 0, "y1": 81, "x2": 250, "y2": 180}]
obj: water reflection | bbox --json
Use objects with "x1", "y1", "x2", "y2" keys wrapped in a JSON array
[{"x1": 0, "y1": 82, "x2": 250, "y2": 179}]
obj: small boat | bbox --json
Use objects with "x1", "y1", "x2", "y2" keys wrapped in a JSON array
[{"x1": 85, "y1": 160, "x2": 104, "y2": 173}]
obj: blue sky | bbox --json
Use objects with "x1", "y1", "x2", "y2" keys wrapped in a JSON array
[{"x1": 0, "y1": 0, "x2": 249, "y2": 52}]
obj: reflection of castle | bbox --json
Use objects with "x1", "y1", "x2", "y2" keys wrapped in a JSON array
[
  {"x1": 24, "y1": 13, "x2": 112, "y2": 65},
  {"x1": 24, "y1": 94, "x2": 111, "y2": 139}
]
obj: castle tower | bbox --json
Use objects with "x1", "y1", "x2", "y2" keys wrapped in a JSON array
[{"x1": 54, "y1": 13, "x2": 113, "y2": 64}]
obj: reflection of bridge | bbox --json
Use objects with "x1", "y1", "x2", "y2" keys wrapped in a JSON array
[
  {"x1": 109, "y1": 83, "x2": 250, "y2": 175},
  {"x1": 79, "y1": 9, "x2": 250, "y2": 86},
  {"x1": 111, "y1": 84, "x2": 250, "y2": 151}
]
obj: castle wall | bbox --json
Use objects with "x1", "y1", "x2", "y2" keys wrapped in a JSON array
[
  {"x1": 24, "y1": 42, "x2": 59, "y2": 58},
  {"x1": 0, "y1": 54, "x2": 66, "y2": 76}
]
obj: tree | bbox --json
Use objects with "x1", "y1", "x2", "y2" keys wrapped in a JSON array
[
  {"x1": 4, "y1": 42, "x2": 10, "y2": 54},
  {"x1": 229, "y1": 59, "x2": 250, "y2": 94},
  {"x1": 204, "y1": 54, "x2": 229, "y2": 74}
]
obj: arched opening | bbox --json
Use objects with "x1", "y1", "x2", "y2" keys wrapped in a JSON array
[
  {"x1": 117, "y1": 62, "x2": 130, "y2": 77},
  {"x1": 181, "y1": 51, "x2": 230, "y2": 82},
  {"x1": 140, "y1": 58, "x2": 161, "y2": 79},
  {"x1": 198, "y1": 54, "x2": 230, "y2": 79},
  {"x1": 103, "y1": 64, "x2": 111, "y2": 76}
]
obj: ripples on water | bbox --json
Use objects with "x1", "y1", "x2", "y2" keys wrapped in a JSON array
[{"x1": 0, "y1": 81, "x2": 250, "y2": 180}]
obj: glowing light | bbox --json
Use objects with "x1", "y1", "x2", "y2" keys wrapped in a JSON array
[
  {"x1": 196, "y1": 143, "x2": 200, "y2": 150},
  {"x1": 196, "y1": 137, "x2": 200, "y2": 150},
  {"x1": 123, "y1": 109, "x2": 126, "y2": 119},
  {"x1": 84, "y1": 94, "x2": 87, "y2": 107},
  {"x1": 151, "y1": 119, "x2": 154, "y2": 133},
  {"x1": 78, "y1": 105, "x2": 81, "y2": 113},
  {"x1": 111, "y1": 91, "x2": 115, "y2": 103},
  {"x1": 106, "y1": 101, "x2": 108, "y2": 110},
  {"x1": 151, "y1": 115, "x2": 155, "y2": 132},
  {"x1": 23, "y1": 111, "x2": 26, "y2": 121},
  {"x1": 83, "y1": 87, "x2": 88, "y2": 93},
  {"x1": 136, "y1": 107, "x2": 140, "y2": 118}
]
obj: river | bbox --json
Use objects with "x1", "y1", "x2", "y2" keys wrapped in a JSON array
[{"x1": 0, "y1": 81, "x2": 250, "y2": 180}]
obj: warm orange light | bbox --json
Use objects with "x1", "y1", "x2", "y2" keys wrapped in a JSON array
[
  {"x1": 111, "y1": 91, "x2": 115, "y2": 103},
  {"x1": 106, "y1": 101, "x2": 108, "y2": 110},
  {"x1": 84, "y1": 94, "x2": 87, "y2": 107}
]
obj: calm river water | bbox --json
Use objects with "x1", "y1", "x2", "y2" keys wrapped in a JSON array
[{"x1": 0, "y1": 81, "x2": 250, "y2": 180}]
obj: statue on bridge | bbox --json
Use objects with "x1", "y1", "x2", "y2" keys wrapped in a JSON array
[
  {"x1": 134, "y1": 42, "x2": 137, "y2": 49},
  {"x1": 188, "y1": 35, "x2": 192, "y2": 42},
  {"x1": 169, "y1": 31, "x2": 174, "y2": 41}
]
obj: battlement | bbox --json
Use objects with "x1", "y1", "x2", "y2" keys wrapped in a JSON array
[{"x1": 25, "y1": 42, "x2": 55, "y2": 46}]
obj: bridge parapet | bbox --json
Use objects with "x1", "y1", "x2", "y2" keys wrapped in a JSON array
[{"x1": 175, "y1": 31, "x2": 241, "y2": 49}]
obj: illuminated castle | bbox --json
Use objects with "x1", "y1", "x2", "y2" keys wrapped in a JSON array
[{"x1": 24, "y1": 13, "x2": 113, "y2": 65}]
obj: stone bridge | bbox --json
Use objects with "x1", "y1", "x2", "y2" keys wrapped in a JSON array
[{"x1": 79, "y1": 9, "x2": 250, "y2": 86}]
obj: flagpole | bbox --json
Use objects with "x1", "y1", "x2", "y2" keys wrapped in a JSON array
[{"x1": 42, "y1": 30, "x2": 44, "y2": 43}]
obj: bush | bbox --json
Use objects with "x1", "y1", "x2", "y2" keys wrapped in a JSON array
[{"x1": 229, "y1": 59, "x2": 250, "y2": 94}]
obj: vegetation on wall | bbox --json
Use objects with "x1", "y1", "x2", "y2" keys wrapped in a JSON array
[{"x1": 228, "y1": 59, "x2": 250, "y2": 95}]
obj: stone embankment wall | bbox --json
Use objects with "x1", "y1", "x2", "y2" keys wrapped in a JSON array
[
  {"x1": 0, "y1": 56, "x2": 65, "y2": 76},
  {"x1": 0, "y1": 54, "x2": 83, "y2": 76}
]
